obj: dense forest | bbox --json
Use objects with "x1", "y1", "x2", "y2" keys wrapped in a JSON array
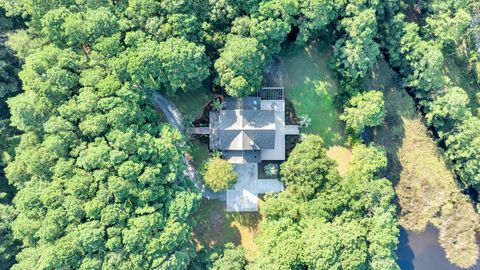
[{"x1": 0, "y1": 0, "x2": 478, "y2": 269}]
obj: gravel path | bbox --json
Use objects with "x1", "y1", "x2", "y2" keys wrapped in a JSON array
[{"x1": 152, "y1": 92, "x2": 225, "y2": 201}]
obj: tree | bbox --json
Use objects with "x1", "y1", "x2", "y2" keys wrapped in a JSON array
[
  {"x1": 340, "y1": 90, "x2": 385, "y2": 133},
  {"x1": 280, "y1": 134, "x2": 339, "y2": 198},
  {"x1": 400, "y1": 23, "x2": 445, "y2": 96},
  {"x1": 334, "y1": 8, "x2": 380, "y2": 83},
  {"x1": 445, "y1": 117, "x2": 480, "y2": 188},
  {"x1": 201, "y1": 156, "x2": 237, "y2": 192},
  {"x1": 214, "y1": 35, "x2": 266, "y2": 97},
  {"x1": 127, "y1": 38, "x2": 210, "y2": 92},
  {"x1": 211, "y1": 243, "x2": 246, "y2": 270},
  {"x1": 425, "y1": 87, "x2": 471, "y2": 138},
  {"x1": 252, "y1": 143, "x2": 399, "y2": 269}
]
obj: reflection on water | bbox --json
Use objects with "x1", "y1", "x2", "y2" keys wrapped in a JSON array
[{"x1": 397, "y1": 226, "x2": 480, "y2": 270}]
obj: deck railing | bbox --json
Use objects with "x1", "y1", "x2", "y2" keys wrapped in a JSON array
[{"x1": 255, "y1": 87, "x2": 284, "y2": 100}]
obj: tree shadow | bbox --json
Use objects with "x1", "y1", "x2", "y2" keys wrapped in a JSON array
[
  {"x1": 192, "y1": 199, "x2": 242, "y2": 249},
  {"x1": 366, "y1": 58, "x2": 411, "y2": 185}
]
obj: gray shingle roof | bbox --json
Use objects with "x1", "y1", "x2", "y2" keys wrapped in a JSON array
[{"x1": 210, "y1": 106, "x2": 276, "y2": 151}]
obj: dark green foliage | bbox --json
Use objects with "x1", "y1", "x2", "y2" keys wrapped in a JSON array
[
  {"x1": 214, "y1": 35, "x2": 266, "y2": 97},
  {"x1": 190, "y1": 243, "x2": 246, "y2": 270},
  {"x1": 211, "y1": 243, "x2": 246, "y2": 270},
  {"x1": 280, "y1": 135, "x2": 339, "y2": 198},
  {"x1": 0, "y1": 8, "x2": 21, "y2": 269},
  {"x1": 252, "y1": 138, "x2": 399, "y2": 269}
]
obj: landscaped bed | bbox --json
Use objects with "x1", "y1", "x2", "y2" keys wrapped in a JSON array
[{"x1": 257, "y1": 161, "x2": 282, "y2": 179}]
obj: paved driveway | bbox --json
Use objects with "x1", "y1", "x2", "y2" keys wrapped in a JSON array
[{"x1": 226, "y1": 163, "x2": 283, "y2": 211}]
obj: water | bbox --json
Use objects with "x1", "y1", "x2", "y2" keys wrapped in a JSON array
[{"x1": 397, "y1": 226, "x2": 480, "y2": 270}]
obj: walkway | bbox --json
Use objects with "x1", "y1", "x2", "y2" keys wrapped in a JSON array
[{"x1": 152, "y1": 92, "x2": 225, "y2": 201}]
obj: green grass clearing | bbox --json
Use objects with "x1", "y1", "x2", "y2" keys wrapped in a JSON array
[
  {"x1": 188, "y1": 138, "x2": 210, "y2": 169},
  {"x1": 267, "y1": 41, "x2": 344, "y2": 147},
  {"x1": 192, "y1": 199, "x2": 262, "y2": 261},
  {"x1": 167, "y1": 85, "x2": 216, "y2": 119}
]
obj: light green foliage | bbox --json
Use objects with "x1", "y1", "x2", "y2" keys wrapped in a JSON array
[
  {"x1": 445, "y1": 117, "x2": 480, "y2": 188},
  {"x1": 425, "y1": 0, "x2": 471, "y2": 46},
  {"x1": 400, "y1": 23, "x2": 445, "y2": 96},
  {"x1": 252, "y1": 142, "x2": 399, "y2": 269},
  {"x1": 335, "y1": 8, "x2": 380, "y2": 82},
  {"x1": 426, "y1": 87, "x2": 471, "y2": 138},
  {"x1": 127, "y1": 38, "x2": 210, "y2": 92},
  {"x1": 340, "y1": 90, "x2": 385, "y2": 132},
  {"x1": 215, "y1": 35, "x2": 266, "y2": 97},
  {"x1": 201, "y1": 156, "x2": 237, "y2": 192}
]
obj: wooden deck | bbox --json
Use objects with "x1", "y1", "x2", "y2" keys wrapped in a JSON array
[
  {"x1": 186, "y1": 127, "x2": 210, "y2": 135},
  {"x1": 284, "y1": 125, "x2": 300, "y2": 135}
]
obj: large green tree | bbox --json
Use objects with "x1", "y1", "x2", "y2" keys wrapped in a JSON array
[
  {"x1": 340, "y1": 90, "x2": 385, "y2": 133},
  {"x1": 201, "y1": 156, "x2": 237, "y2": 192},
  {"x1": 251, "y1": 140, "x2": 399, "y2": 269},
  {"x1": 280, "y1": 135, "x2": 339, "y2": 198},
  {"x1": 214, "y1": 35, "x2": 266, "y2": 97},
  {"x1": 425, "y1": 87, "x2": 471, "y2": 138},
  {"x1": 445, "y1": 117, "x2": 480, "y2": 188}
]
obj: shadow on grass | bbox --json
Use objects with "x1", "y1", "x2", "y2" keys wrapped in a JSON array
[
  {"x1": 264, "y1": 40, "x2": 345, "y2": 147},
  {"x1": 366, "y1": 58, "x2": 409, "y2": 184},
  {"x1": 192, "y1": 199, "x2": 261, "y2": 253}
]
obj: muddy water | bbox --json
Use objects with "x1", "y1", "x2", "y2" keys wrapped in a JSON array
[{"x1": 397, "y1": 226, "x2": 480, "y2": 270}]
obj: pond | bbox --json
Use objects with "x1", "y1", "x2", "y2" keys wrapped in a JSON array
[{"x1": 397, "y1": 226, "x2": 480, "y2": 270}]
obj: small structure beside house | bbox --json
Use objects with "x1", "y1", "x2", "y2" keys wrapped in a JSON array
[{"x1": 188, "y1": 87, "x2": 299, "y2": 211}]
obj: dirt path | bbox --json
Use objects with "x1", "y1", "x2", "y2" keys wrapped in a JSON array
[{"x1": 152, "y1": 92, "x2": 225, "y2": 201}]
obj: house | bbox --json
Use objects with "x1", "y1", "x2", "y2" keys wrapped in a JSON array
[{"x1": 191, "y1": 88, "x2": 299, "y2": 211}]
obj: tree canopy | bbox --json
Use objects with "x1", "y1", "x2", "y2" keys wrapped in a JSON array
[
  {"x1": 201, "y1": 156, "x2": 237, "y2": 192},
  {"x1": 340, "y1": 90, "x2": 385, "y2": 133},
  {"x1": 252, "y1": 138, "x2": 399, "y2": 269}
]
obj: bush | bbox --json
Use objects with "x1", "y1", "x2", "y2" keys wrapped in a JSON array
[{"x1": 201, "y1": 156, "x2": 237, "y2": 192}]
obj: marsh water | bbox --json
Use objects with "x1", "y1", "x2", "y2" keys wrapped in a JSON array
[{"x1": 397, "y1": 226, "x2": 480, "y2": 270}]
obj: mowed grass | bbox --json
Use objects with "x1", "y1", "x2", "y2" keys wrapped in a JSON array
[
  {"x1": 188, "y1": 139, "x2": 210, "y2": 169},
  {"x1": 168, "y1": 84, "x2": 216, "y2": 119},
  {"x1": 192, "y1": 199, "x2": 262, "y2": 261},
  {"x1": 326, "y1": 146, "x2": 352, "y2": 176},
  {"x1": 270, "y1": 41, "x2": 344, "y2": 147}
]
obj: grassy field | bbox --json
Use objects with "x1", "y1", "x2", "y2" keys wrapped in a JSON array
[
  {"x1": 192, "y1": 199, "x2": 262, "y2": 261},
  {"x1": 266, "y1": 41, "x2": 344, "y2": 147},
  {"x1": 367, "y1": 58, "x2": 480, "y2": 268},
  {"x1": 168, "y1": 84, "x2": 216, "y2": 119},
  {"x1": 188, "y1": 138, "x2": 210, "y2": 169}
]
